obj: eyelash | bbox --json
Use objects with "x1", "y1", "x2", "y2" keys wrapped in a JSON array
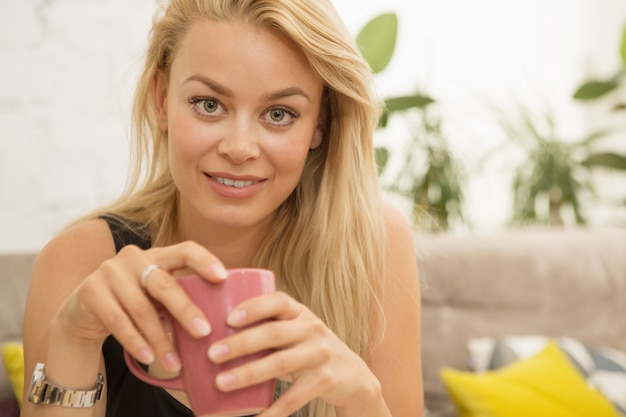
[{"x1": 187, "y1": 97, "x2": 300, "y2": 128}]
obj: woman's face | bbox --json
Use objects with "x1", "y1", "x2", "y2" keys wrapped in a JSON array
[{"x1": 155, "y1": 20, "x2": 324, "y2": 234}]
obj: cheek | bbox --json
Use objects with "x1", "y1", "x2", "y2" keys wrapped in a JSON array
[
  {"x1": 265, "y1": 136, "x2": 312, "y2": 179},
  {"x1": 167, "y1": 115, "x2": 213, "y2": 178}
]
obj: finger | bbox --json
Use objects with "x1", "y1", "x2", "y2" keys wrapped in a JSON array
[
  {"x1": 209, "y1": 318, "x2": 309, "y2": 364},
  {"x1": 256, "y1": 375, "x2": 319, "y2": 417},
  {"x1": 110, "y1": 273, "x2": 186, "y2": 372},
  {"x1": 148, "y1": 241, "x2": 228, "y2": 281},
  {"x1": 115, "y1": 245, "x2": 213, "y2": 339},
  {"x1": 93, "y1": 256, "x2": 183, "y2": 372},
  {"x1": 133, "y1": 263, "x2": 212, "y2": 339},
  {"x1": 214, "y1": 337, "x2": 329, "y2": 392},
  {"x1": 78, "y1": 281, "x2": 157, "y2": 365},
  {"x1": 226, "y1": 291, "x2": 306, "y2": 329}
]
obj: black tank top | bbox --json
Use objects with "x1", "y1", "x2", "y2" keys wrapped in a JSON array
[{"x1": 100, "y1": 216, "x2": 268, "y2": 417}]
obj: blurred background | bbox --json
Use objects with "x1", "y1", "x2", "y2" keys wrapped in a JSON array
[{"x1": 1, "y1": 0, "x2": 625, "y2": 253}]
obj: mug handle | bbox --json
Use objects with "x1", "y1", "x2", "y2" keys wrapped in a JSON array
[{"x1": 123, "y1": 349, "x2": 185, "y2": 390}]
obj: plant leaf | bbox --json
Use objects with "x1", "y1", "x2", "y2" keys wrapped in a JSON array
[
  {"x1": 572, "y1": 129, "x2": 612, "y2": 148},
  {"x1": 385, "y1": 94, "x2": 435, "y2": 112},
  {"x1": 573, "y1": 80, "x2": 619, "y2": 100},
  {"x1": 356, "y1": 13, "x2": 398, "y2": 74},
  {"x1": 375, "y1": 147, "x2": 390, "y2": 175},
  {"x1": 613, "y1": 103, "x2": 626, "y2": 111},
  {"x1": 582, "y1": 152, "x2": 626, "y2": 170}
]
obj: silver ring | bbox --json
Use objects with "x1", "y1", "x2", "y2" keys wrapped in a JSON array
[{"x1": 140, "y1": 264, "x2": 161, "y2": 288}]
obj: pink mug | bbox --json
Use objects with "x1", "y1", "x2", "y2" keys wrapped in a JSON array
[{"x1": 124, "y1": 268, "x2": 277, "y2": 417}]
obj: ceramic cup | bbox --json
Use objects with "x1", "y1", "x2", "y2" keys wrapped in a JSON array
[{"x1": 124, "y1": 268, "x2": 276, "y2": 417}]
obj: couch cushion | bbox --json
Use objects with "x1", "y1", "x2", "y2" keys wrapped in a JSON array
[{"x1": 0, "y1": 254, "x2": 36, "y2": 401}]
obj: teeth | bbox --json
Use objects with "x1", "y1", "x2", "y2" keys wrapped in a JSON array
[{"x1": 214, "y1": 176, "x2": 257, "y2": 188}]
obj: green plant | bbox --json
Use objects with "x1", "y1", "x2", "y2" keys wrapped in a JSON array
[
  {"x1": 571, "y1": 21, "x2": 626, "y2": 205},
  {"x1": 489, "y1": 22, "x2": 626, "y2": 227},
  {"x1": 385, "y1": 104, "x2": 465, "y2": 231},
  {"x1": 357, "y1": 12, "x2": 466, "y2": 231},
  {"x1": 494, "y1": 105, "x2": 612, "y2": 226}
]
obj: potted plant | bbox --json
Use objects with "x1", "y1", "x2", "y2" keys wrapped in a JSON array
[
  {"x1": 357, "y1": 12, "x2": 466, "y2": 231},
  {"x1": 493, "y1": 104, "x2": 615, "y2": 226}
]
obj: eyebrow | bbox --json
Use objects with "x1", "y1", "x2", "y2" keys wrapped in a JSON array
[
  {"x1": 262, "y1": 87, "x2": 311, "y2": 103},
  {"x1": 184, "y1": 74, "x2": 312, "y2": 103}
]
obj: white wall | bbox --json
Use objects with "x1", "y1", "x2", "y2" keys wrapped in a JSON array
[{"x1": 1, "y1": 0, "x2": 625, "y2": 253}]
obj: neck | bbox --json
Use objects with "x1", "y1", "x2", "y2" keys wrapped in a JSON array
[{"x1": 176, "y1": 216, "x2": 270, "y2": 269}]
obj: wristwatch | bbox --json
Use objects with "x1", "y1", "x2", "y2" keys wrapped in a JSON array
[{"x1": 28, "y1": 362, "x2": 104, "y2": 408}]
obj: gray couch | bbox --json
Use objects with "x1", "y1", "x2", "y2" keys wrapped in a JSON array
[
  {"x1": 1, "y1": 227, "x2": 625, "y2": 417},
  {"x1": 416, "y1": 227, "x2": 626, "y2": 417}
]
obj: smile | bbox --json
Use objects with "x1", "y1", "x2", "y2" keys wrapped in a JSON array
[{"x1": 211, "y1": 176, "x2": 259, "y2": 188}]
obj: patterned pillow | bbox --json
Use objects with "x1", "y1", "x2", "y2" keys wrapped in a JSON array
[
  {"x1": 467, "y1": 335, "x2": 626, "y2": 415},
  {"x1": 442, "y1": 341, "x2": 619, "y2": 417}
]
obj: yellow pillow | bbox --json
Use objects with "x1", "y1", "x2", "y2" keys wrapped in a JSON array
[
  {"x1": 440, "y1": 341, "x2": 619, "y2": 417},
  {"x1": 1, "y1": 343, "x2": 24, "y2": 408}
]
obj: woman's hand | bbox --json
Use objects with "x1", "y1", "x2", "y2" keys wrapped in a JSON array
[
  {"x1": 207, "y1": 291, "x2": 384, "y2": 417},
  {"x1": 55, "y1": 240, "x2": 228, "y2": 373}
]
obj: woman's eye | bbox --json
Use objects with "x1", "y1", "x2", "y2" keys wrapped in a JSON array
[
  {"x1": 263, "y1": 107, "x2": 299, "y2": 127},
  {"x1": 189, "y1": 97, "x2": 225, "y2": 117}
]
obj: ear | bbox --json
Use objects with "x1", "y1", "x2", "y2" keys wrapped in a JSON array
[
  {"x1": 310, "y1": 92, "x2": 329, "y2": 150},
  {"x1": 153, "y1": 70, "x2": 169, "y2": 132},
  {"x1": 310, "y1": 124, "x2": 323, "y2": 149}
]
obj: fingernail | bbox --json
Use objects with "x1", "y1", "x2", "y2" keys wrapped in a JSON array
[
  {"x1": 211, "y1": 264, "x2": 228, "y2": 280},
  {"x1": 192, "y1": 317, "x2": 211, "y2": 336},
  {"x1": 227, "y1": 309, "x2": 247, "y2": 327},
  {"x1": 216, "y1": 373, "x2": 236, "y2": 390},
  {"x1": 139, "y1": 348, "x2": 155, "y2": 364},
  {"x1": 208, "y1": 343, "x2": 229, "y2": 361},
  {"x1": 164, "y1": 352, "x2": 181, "y2": 372}
]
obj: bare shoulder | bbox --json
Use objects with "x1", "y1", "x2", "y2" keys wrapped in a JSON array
[
  {"x1": 26, "y1": 218, "x2": 116, "y2": 327},
  {"x1": 379, "y1": 204, "x2": 420, "y2": 315},
  {"x1": 371, "y1": 206, "x2": 424, "y2": 415},
  {"x1": 31, "y1": 218, "x2": 116, "y2": 290},
  {"x1": 382, "y1": 204, "x2": 418, "y2": 278},
  {"x1": 26, "y1": 218, "x2": 116, "y2": 341},
  {"x1": 382, "y1": 204, "x2": 414, "y2": 243}
]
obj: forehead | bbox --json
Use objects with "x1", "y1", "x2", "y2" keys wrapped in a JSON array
[{"x1": 170, "y1": 19, "x2": 323, "y2": 98}]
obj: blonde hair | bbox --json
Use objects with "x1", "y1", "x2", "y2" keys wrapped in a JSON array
[{"x1": 93, "y1": 1, "x2": 385, "y2": 415}]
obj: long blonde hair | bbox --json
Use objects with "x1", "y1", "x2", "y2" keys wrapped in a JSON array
[{"x1": 94, "y1": 1, "x2": 385, "y2": 416}]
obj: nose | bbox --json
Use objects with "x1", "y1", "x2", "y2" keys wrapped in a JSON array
[{"x1": 216, "y1": 120, "x2": 261, "y2": 165}]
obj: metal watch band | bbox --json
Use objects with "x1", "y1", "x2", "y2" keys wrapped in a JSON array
[{"x1": 28, "y1": 363, "x2": 104, "y2": 408}]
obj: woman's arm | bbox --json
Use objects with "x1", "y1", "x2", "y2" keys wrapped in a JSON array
[
  {"x1": 21, "y1": 219, "x2": 230, "y2": 417},
  {"x1": 22, "y1": 219, "x2": 116, "y2": 417}
]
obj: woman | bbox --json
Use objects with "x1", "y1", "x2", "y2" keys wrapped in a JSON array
[{"x1": 21, "y1": 0, "x2": 423, "y2": 416}]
